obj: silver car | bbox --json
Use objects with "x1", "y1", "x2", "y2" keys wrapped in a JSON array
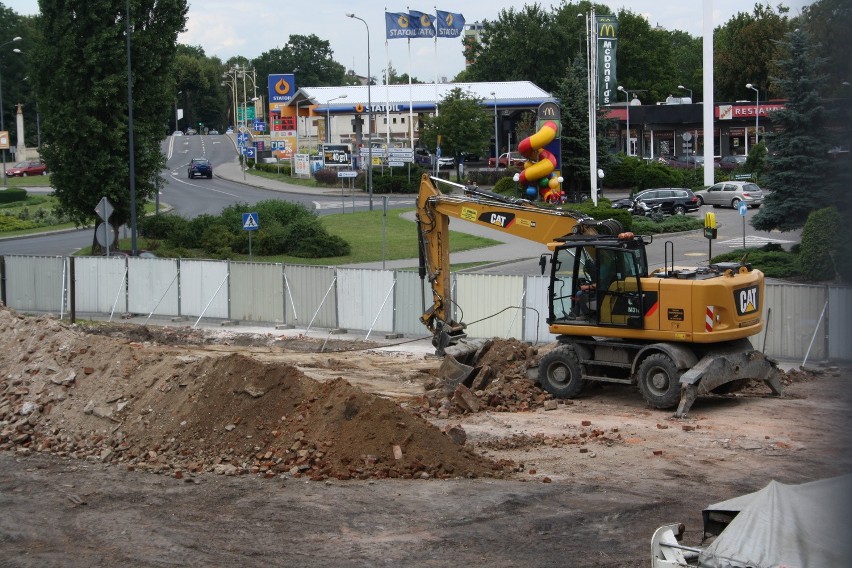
[{"x1": 695, "y1": 181, "x2": 764, "y2": 208}]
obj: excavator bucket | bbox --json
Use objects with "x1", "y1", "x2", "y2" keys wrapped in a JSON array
[
  {"x1": 437, "y1": 355, "x2": 475, "y2": 392},
  {"x1": 676, "y1": 342, "x2": 783, "y2": 418}
]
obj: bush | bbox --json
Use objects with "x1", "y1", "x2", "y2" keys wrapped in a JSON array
[
  {"x1": 605, "y1": 154, "x2": 642, "y2": 188},
  {"x1": 466, "y1": 168, "x2": 521, "y2": 187},
  {"x1": 492, "y1": 176, "x2": 518, "y2": 196},
  {"x1": 631, "y1": 214, "x2": 704, "y2": 234},
  {"x1": 313, "y1": 167, "x2": 341, "y2": 186},
  {"x1": 281, "y1": 218, "x2": 350, "y2": 257},
  {"x1": 0, "y1": 188, "x2": 27, "y2": 204},
  {"x1": 712, "y1": 245, "x2": 802, "y2": 279},
  {"x1": 371, "y1": 172, "x2": 421, "y2": 194},
  {"x1": 798, "y1": 206, "x2": 841, "y2": 281},
  {"x1": 139, "y1": 213, "x2": 188, "y2": 240},
  {"x1": 0, "y1": 213, "x2": 38, "y2": 231}
]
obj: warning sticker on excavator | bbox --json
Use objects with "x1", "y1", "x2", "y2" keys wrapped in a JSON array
[
  {"x1": 516, "y1": 218, "x2": 537, "y2": 228},
  {"x1": 460, "y1": 207, "x2": 478, "y2": 222},
  {"x1": 735, "y1": 285, "x2": 759, "y2": 316}
]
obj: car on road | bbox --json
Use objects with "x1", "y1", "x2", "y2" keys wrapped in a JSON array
[
  {"x1": 612, "y1": 187, "x2": 700, "y2": 215},
  {"x1": 188, "y1": 158, "x2": 213, "y2": 179},
  {"x1": 172, "y1": 130, "x2": 183, "y2": 137},
  {"x1": 5, "y1": 160, "x2": 48, "y2": 177},
  {"x1": 436, "y1": 155, "x2": 454, "y2": 168},
  {"x1": 716, "y1": 155, "x2": 747, "y2": 171},
  {"x1": 209, "y1": 129, "x2": 220, "y2": 135},
  {"x1": 488, "y1": 152, "x2": 525, "y2": 168},
  {"x1": 663, "y1": 154, "x2": 709, "y2": 169},
  {"x1": 695, "y1": 181, "x2": 764, "y2": 209},
  {"x1": 185, "y1": 128, "x2": 197, "y2": 135}
]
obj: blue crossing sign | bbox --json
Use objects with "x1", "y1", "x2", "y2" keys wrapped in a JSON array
[
  {"x1": 738, "y1": 201, "x2": 748, "y2": 216},
  {"x1": 242, "y1": 212, "x2": 259, "y2": 231},
  {"x1": 237, "y1": 133, "x2": 249, "y2": 143}
]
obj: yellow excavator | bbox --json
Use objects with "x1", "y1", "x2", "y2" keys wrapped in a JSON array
[{"x1": 416, "y1": 174, "x2": 781, "y2": 417}]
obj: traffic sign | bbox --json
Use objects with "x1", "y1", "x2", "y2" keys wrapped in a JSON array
[
  {"x1": 237, "y1": 133, "x2": 249, "y2": 143},
  {"x1": 337, "y1": 170, "x2": 358, "y2": 178},
  {"x1": 244, "y1": 147, "x2": 256, "y2": 158},
  {"x1": 738, "y1": 201, "x2": 748, "y2": 216},
  {"x1": 253, "y1": 120, "x2": 266, "y2": 131},
  {"x1": 94, "y1": 196, "x2": 114, "y2": 222},
  {"x1": 388, "y1": 161, "x2": 405, "y2": 167},
  {"x1": 242, "y1": 212, "x2": 259, "y2": 231}
]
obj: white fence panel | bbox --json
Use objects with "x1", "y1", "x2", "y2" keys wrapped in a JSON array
[
  {"x1": 524, "y1": 275, "x2": 552, "y2": 344},
  {"x1": 71, "y1": 257, "x2": 128, "y2": 314},
  {"x1": 283, "y1": 265, "x2": 337, "y2": 329},
  {"x1": 455, "y1": 273, "x2": 524, "y2": 340},
  {"x1": 337, "y1": 268, "x2": 395, "y2": 333},
  {"x1": 393, "y1": 270, "x2": 432, "y2": 336},
  {"x1": 230, "y1": 261, "x2": 285, "y2": 323},
  {"x1": 178, "y1": 259, "x2": 230, "y2": 319},
  {"x1": 3, "y1": 255, "x2": 66, "y2": 312},
  {"x1": 828, "y1": 286, "x2": 852, "y2": 362},
  {"x1": 127, "y1": 257, "x2": 180, "y2": 316},
  {"x1": 760, "y1": 282, "x2": 827, "y2": 361}
]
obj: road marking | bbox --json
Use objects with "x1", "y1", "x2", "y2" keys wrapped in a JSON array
[
  {"x1": 718, "y1": 235, "x2": 797, "y2": 248},
  {"x1": 313, "y1": 199, "x2": 415, "y2": 210},
  {"x1": 168, "y1": 173, "x2": 241, "y2": 197}
]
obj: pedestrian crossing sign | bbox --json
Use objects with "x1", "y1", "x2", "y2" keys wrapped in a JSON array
[{"x1": 242, "y1": 212, "x2": 259, "y2": 231}]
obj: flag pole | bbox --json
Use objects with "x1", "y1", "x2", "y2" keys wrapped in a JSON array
[
  {"x1": 433, "y1": 7, "x2": 439, "y2": 117},
  {"x1": 385, "y1": 35, "x2": 391, "y2": 146}
]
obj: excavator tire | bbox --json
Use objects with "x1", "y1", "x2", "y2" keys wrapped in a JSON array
[
  {"x1": 637, "y1": 353, "x2": 683, "y2": 410},
  {"x1": 538, "y1": 344, "x2": 586, "y2": 399},
  {"x1": 596, "y1": 219, "x2": 625, "y2": 235}
]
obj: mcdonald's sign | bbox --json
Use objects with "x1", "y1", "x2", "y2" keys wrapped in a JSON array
[{"x1": 595, "y1": 15, "x2": 619, "y2": 105}]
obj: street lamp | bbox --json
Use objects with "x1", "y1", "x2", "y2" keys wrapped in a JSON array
[
  {"x1": 174, "y1": 90, "x2": 182, "y2": 132},
  {"x1": 677, "y1": 85, "x2": 693, "y2": 102},
  {"x1": 325, "y1": 94, "x2": 347, "y2": 143},
  {"x1": 617, "y1": 86, "x2": 631, "y2": 155},
  {"x1": 490, "y1": 92, "x2": 499, "y2": 167},
  {"x1": 746, "y1": 83, "x2": 760, "y2": 146},
  {"x1": 347, "y1": 12, "x2": 374, "y2": 210},
  {"x1": 0, "y1": 36, "x2": 22, "y2": 187}
]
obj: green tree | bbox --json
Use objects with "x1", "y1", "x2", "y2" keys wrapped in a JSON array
[
  {"x1": 0, "y1": 5, "x2": 28, "y2": 154},
  {"x1": 253, "y1": 35, "x2": 347, "y2": 88},
  {"x1": 31, "y1": 0, "x2": 187, "y2": 232},
  {"x1": 173, "y1": 45, "x2": 228, "y2": 132},
  {"x1": 714, "y1": 3, "x2": 792, "y2": 102},
  {"x1": 418, "y1": 88, "x2": 492, "y2": 179},
  {"x1": 799, "y1": 0, "x2": 852, "y2": 99},
  {"x1": 752, "y1": 28, "x2": 832, "y2": 232}
]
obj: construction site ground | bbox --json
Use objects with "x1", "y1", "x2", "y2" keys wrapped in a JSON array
[{"x1": 1, "y1": 307, "x2": 850, "y2": 567}]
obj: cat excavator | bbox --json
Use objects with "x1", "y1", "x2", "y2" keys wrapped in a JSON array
[{"x1": 416, "y1": 174, "x2": 781, "y2": 417}]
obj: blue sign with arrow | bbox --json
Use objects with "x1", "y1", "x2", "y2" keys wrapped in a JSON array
[{"x1": 244, "y1": 147, "x2": 256, "y2": 158}]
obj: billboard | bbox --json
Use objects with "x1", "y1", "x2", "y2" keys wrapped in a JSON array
[
  {"x1": 596, "y1": 15, "x2": 618, "y2": 105},
  {"x1": 268, "y1": 74, "x2": 296, "y2": 104}
]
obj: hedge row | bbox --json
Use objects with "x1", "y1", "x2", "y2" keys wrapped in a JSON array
[{"x1": 0, "y1": 188, "x2": 27, "y2": 204}]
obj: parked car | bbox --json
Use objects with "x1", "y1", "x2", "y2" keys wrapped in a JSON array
[
  {"x1": 695, "y1": 181, "x2": 764, "y2": 208},
  {"x1": 612, "y1": 188, "x2": 700, "y2": 215},
  {"x1": 488, "y1": 152, "x2": 526, "y2": 168},
  {"x1": 172, "y1": 130, "x2": 183, "y2": 137},
  {"x1": 185, "y1": 128, "x2": 197, "y2": 135},
  {"x1": 664, "y1": 154, "x2": 708, "y2": 168},
  {"x1": 716, "y1": 155, "x2": 747, "y2": 170},
  {"x1": 187, "y1": 158, "x2": 213, "y2": 179},
  {"x1": 436, "y1": 155, "x2": 454, "y2": 168},
  {"x1": 209, "y1": 129, "x2": 220, "y2": 135},
  {"x1": 5, "y1": 160, "x2": 48, "y2": 177},
  {"x1": 414, "y1": 147, "x2": 433, "y2": 166}
]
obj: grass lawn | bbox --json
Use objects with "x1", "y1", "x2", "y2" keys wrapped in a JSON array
[{"x1": 1, "y1": 175, "x2": 53, "y2": 188}]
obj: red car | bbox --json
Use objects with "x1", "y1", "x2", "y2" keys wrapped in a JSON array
[
  {"x1": 5, "y1": 160, "x2": 48, "y2": 177},
  {"x1": 488, "y1": 152, "x2": 526, "y2": 168}
]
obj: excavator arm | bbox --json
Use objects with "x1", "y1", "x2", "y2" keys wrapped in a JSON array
[{"x1": 416, "y1": 173, "x2": 622, "y2": 352}]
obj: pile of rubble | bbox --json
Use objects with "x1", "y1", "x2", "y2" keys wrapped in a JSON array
[{"x1": 0, "y1": 308, "x2": 504, "y2": 481}]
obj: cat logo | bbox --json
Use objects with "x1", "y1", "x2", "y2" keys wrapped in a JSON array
[
  {"x1": 477, "y1": 211, "x2": 515, "y2": 228},
  {"x1": 735, "y1": 285, "x2": 759, "y2": 315}
]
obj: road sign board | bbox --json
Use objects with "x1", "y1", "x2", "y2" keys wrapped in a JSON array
[
  {"x1": 94, "y1": 196, "x2": 114, "y2": 222},
  {"x1": 242, "y1": 212, "x2": 259, "y2": 231},
  {"x1": 738, "y1": 201, "x2": 748, "y2": 216},
  {"x1": 337, "y1": 171, "x2": 358, "y2": 178},
  {"x1": 388, "y1": 149, "x2": 414, "y2": 158},
  {"x1": 244, "y1": 147, "x2": 256, "y2": 158},
  {"x1": 253, "y1": 120, "x2": 266, "y2": 131},
  {"x1": 388, "y1": 161, "x2": 405, "y2": 167},
  {"x1": 237, "y1": 133, "x2": 249, "y2": 143}
]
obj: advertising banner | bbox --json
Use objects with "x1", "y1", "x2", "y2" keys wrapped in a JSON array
[
  {"x1": 436, "y1": 10, "x2": 465, "y2": 38},
  {"x1": 596, "y1": 15, "x2": 618, "y2": 105},
  {"x1": 322, "y1": 144, "x2": 352, "y2": 167}
]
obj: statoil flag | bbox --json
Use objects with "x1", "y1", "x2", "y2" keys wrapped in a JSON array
[
  {"x1": 386, "y1": 12, "x2": 416, "y2": 39},
  {"x1": 596, "y1": 15, "x2": 618, "y2": 105},
  {"x1": 268, "y1": 74, "x2": 296, "y2": 104},
  {"x1": 408, "y1": 10, "x2": 436, "y2": 38},
  {"x1": 436, "y1": 10, "x2": 465, "y2": 38}
]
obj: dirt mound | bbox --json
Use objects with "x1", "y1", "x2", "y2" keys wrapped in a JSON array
[{"x1": 0, "y1": 307, "x2": 501, "y2": 480}]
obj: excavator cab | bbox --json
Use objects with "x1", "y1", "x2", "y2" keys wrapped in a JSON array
[{"x1": 547, "y1": 234, "x2": 649, "y2": 330}]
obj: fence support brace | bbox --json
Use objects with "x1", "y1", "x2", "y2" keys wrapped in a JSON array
[
  {"x1": 306, "y1": 277, "x2": 337, "y2": 335},
  {"x1": 108, "y1": 267, "x2": 129, "y2": 322},
  {"x1": 145, "y1": 271, "x2": 180, "y2": 325},
  {"x1": 194, "y1": 272, "x2": 229, "y2": 329},
  {"x1": 365, "y1": 279, "x2": 396, "y2": 341}
]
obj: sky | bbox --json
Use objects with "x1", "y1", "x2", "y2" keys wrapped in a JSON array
[{"x1": 5, "y1": 0, "x2": 813, "y2": 82}]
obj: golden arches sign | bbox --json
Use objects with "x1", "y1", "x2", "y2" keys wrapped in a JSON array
[{"x1": 598, "y1": 24, "x2": 616, "y2": 38}]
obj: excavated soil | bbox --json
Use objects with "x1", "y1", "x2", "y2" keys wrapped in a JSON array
[{"x1": 1, "y1": 306, "x2": 850, "y2": 567}]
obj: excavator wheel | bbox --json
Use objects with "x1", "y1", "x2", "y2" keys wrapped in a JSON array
[
  {"x1": 596, "y1": 219, "x2": 625, "y2": 235},
  {"x1": 538, "y1": 345, "x2": 587, "y2": 399},
  {"x1": 637, "y1": 353, "x2": 683, "y2": 410}
]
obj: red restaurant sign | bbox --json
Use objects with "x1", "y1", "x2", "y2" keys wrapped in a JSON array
[{"x1": 716, "y1": 103, "x2": 785, "y2": 120}]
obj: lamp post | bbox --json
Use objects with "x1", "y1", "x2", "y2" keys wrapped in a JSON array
[
  {"x1": 0, "y1": 36, "x2": 22, "y2": 187},
  {"x1": 347, "y1": 12, "x2": 373, "y2": 210},
  {"x1": 677, "y1": 84, "x2": 693, "y2": 102},
  {"x1": 491, "y1": 91, "x2": 499, "y2": 167},
  {"x1": 221, "y1": 71, "x2": 237, "y2": 130},
  {"x1": 746, "y1": 83, "x2": 759, "y2": 146},
  {"x1": 295, "y1": 99, "x2": 303, "y2": 155},
  {"x1": 617, "y1": 86, "x2": 631, "y2": 155},
  {"x1": 325, "y1": 94, "x2": 347, "y2": 143},
  {"x1": 174, "y1": 90, "x2": 182, "y2": 133}
]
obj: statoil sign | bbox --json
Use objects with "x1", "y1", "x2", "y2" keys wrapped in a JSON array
[{"x1": 268, "y1": 74, "x2": 296, "y2": 103}]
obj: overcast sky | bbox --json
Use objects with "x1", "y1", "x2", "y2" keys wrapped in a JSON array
[{"x1": 5, "y1": 0, "x2": 812, "y2": 82}]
